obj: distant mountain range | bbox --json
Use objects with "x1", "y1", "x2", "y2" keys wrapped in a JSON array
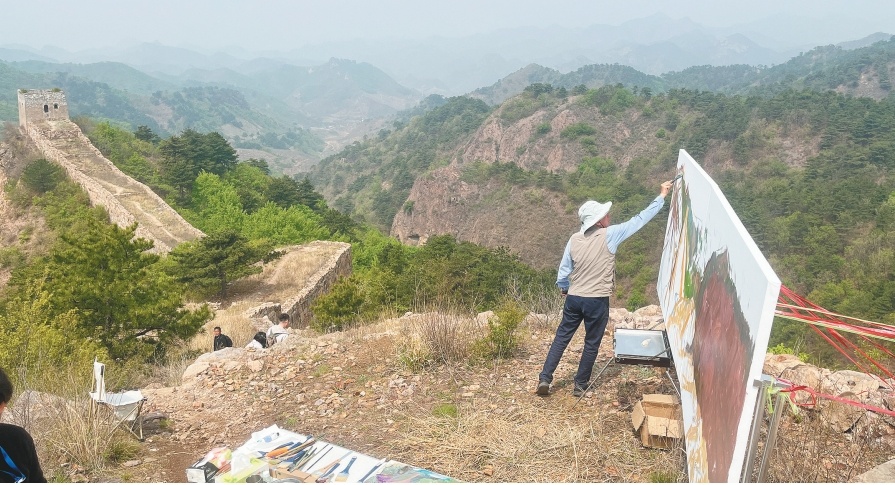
[
  {"x1": 3, "y1": 14, "x2": 890, "y2": 96},
  {"x1": 1, "y1": 15, "x2": 891, "y2": 174},
  {"x1": 472, "y1": 34, "x2": 895, "y2": 105},
  {"x1": 0, "y1": 56, "x2": 420, "y2": 174}
]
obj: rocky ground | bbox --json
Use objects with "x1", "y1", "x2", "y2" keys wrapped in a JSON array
[{"x1": 87, "y1": 306, "x2": 895, "y2": 483}]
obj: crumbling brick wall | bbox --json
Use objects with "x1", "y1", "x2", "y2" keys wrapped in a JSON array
[
  {"x1": 22, "y1": 119, "x2": 203, "y2": 253},
  {"x1": 244, "y1": 241, "x2": 352, "y2": 330}
]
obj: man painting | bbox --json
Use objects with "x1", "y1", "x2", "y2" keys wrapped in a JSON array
[{"x1": 537, "y1": 180, "x2": 672, "y2": 397}]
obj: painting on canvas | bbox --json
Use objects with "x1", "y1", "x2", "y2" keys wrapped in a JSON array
[{"x1": 658, "y1": 150, "x2": 781, "y2": 482}]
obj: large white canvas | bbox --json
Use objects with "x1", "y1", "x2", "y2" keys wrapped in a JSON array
[{"x1": 658, "y1": 150, "x2": 781, "y2": 482}]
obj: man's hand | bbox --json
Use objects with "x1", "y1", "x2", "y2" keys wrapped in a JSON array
[{"x1": 660, "y1": 180, "x2": 673, "y2": 198}]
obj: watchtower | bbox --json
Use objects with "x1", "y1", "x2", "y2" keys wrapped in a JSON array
[{"x1": 17, "y1": 88, "x2": 70, "y2": 127}]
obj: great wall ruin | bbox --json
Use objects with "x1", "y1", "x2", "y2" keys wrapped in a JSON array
[
  {"x1": 13, "y1": 89, "x2": 351, "y2": 329},
  {"x1": 17, "y1": 89, "x2": 203, "y2": 253}
]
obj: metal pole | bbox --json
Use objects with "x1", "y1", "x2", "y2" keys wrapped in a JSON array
[
  {"x1": 741, "y1": 379, "x2": 768, "y2": 483},
  {"x1": 575, "y1": 358, "x2": 614, "y2": 405},
  {"x1": 665, "y1": 369, "x2": 681, "y2": 400},
  {"x1": 757, "y1": 391, "x2": 786, "y2": 482}
]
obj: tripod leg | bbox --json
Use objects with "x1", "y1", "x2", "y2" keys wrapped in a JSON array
[
  {"x1": 575, "y1": 358, "x2": 613, "y2": 405},
  {"x1": 665, "y1": 369, "x2": 681, "y2": 400}
]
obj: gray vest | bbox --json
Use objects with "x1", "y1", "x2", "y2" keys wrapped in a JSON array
[{"x1": 567, "y1": 227, "x2": 615, "y2": 297}]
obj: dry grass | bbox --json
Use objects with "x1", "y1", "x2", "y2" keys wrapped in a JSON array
[
  {"x1": 394, "y1": 312, "x2": 482, "y2": 371},
  {"x1": 8, "y1": 372, "x2": 141, "y2": 481},
  {"x1": 760, "y1": 403, "x2": 892, "y2": 482},
  {"x1": 393, "y1": 399, "x2": 686, "y2": 482},
  {"x1": 226, "y1": 244, "x2": 332, "y2": 303},
  {"x1": 184, "y1": 301, "x2": 260, "y2": 355},
  {"x1": 373, "y1": 309, "x2": 690, "y2": 483}
]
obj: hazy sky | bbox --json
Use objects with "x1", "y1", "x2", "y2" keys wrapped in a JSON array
[{"x1": 4, "y1": 0, "x2": 894, "y2": 53}]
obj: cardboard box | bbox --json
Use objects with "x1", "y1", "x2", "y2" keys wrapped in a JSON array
[{"x1": 631, "y1": 393, "x2": 683, "y2": 449}]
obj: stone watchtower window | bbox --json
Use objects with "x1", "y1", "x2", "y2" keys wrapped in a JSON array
[
  {"x1": 54, "y1": 103, "x2": 58, "y2": 110},
  {"x1": 44, "y1": 104, "x2": 49, "y2": 113}
]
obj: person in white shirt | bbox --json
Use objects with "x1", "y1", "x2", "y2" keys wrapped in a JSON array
[
  {"x1": 246, "y1": 331, "x2": 267, "y2": 349},
  {"x1": 266, "y1": 313, "x2": 291, "y2": 347}
]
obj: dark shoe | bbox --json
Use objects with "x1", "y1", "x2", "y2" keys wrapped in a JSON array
[
  {"x1": 536, "y1": 381, "x2": 550, "y2": 396},
  {"x1": 572, "y1": 385, "x2": 588, "y2": 397}
]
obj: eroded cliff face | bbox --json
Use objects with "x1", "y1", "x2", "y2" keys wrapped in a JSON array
[
  {"x1": 391, "y1": 96, "x2": 670, "y2": 268},
  {"x1": 391, "y1": 165, "x2": 572, "y2": 269}
]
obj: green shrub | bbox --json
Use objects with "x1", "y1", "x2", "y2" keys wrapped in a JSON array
[
  {"x1": 20, "y1": 159, "x2": 66, "y2": 194},
  {"x1": 0, "y1": 247, "x2": 25, "y2": 269},
  {"x1": 500, "y1": 97, "x2": 540, "y2": 123},
  {"x1": 474, "y1": 300, "x2": 526, "y2": 359},
  {"x1": 396, "y1": 337, "x2": 429, "y2": 372},
  {"x1": 649, "y1": 470, "x2": 678, "y2": 482},
  {"x1": 767, "y1": 343, "x2": 810, "y2": 362},
  {"x1": 104, "y1": 439, "x2": 141, "y2": 463},
  {"x1": 432, "y1": 403, "x2": 458, "y2": 419},
  {"x1": 310, "y1": 276, "x2": 366, "y2": 331},
  {"x1": 560, "y1": 122, "x2": 596, "y2": 139},
  {"x1": 625, "y1": 288, "x2": 648, "y2": 311},
  {"x1": 0, "y1": 290, "x2": 109, "y2": 389}
]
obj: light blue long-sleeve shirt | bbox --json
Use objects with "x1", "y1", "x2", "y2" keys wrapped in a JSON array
[{"x1": 556, "y1": 195, "x2": 666, "y2": 291}]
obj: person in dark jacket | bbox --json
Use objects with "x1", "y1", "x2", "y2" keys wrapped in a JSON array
[
  {"x1": 212, "y1": 326, "x2": 233, "y2": 351},
  {"x1": 0, "y1": 367, "x2": 46, "y2": 483}
]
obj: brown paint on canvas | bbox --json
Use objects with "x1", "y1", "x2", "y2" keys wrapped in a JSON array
[{"x1": 691, "y1": 250, "x2": 754, "y2": 482}]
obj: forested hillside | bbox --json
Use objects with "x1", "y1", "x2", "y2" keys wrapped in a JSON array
[
  {"x1": 0, "y1": 120, "x2": 551, "y2": 386},
  {"x1": 4, "y1": 35, "x2": 895, "y2": 377}
]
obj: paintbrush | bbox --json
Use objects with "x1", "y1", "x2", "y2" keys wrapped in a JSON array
[
  {"x1": 278, "y1": 437, "x2": 316, "y2": 461},
  {"x1": 313, "y1": 462, "x2": 340, "y2": 483},
  {"x1": 307, "y1": 450, "x2": 352, "y2": 483},
  {"x1": 333, "y1": 456, "x2": 356, "y2": 482},
  {"x1": 279, "y1": 448, "x2": 309, "y2": 468},
  {"x1": 263, "y1": 441, "x2": 295, "y2": 458},
  {"x1": 289, "y1": 446, "x2": 319, "y2": 472}
]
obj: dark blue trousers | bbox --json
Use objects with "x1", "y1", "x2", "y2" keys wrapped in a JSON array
[{"x1": 539, "y1": 295, "x2": 610, "y2": 389}]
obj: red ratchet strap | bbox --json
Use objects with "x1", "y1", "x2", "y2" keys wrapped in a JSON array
[
  {"x1": 780, "y1": 384, "x2": 895, "y2": 418},
  {"x1": 776, "y1": 285, "x2": 895, "y2": 383},
  {"x1": 773, "y1": 285, "x2": 895, "y2": 417}
]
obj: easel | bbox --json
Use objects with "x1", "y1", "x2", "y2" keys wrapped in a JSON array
[
  {"x1": 576, "y1": 327, "x2": 679, "y2": 404},
  {"x1": 740, "y1": 374, "x2": 787, "y2": 482},
  {"x1": 576, "y1": 327, "x2": 786, "y2": 482}
]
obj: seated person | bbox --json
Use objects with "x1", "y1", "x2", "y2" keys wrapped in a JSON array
[
  {"x1": 246, "y1": 331, "x2": 267, "y2": 349},
  {"x1": 213, "y1": 326, "x2": 233, "y2": 351},
  {"x1": 266, "y1": 313, "x2": 291, "y2": 347},
  {"x1": 1, "y1": 367, "x2": 47, "y2": 483}
]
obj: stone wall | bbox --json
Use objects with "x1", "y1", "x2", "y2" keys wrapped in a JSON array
[
  {"x1": 244, "y1": 241, "x2": 352, "y2": 330},
  {"x1": 25, "y1": 121, "x2": 136, "y2": 227},
  {"x1": 23, "y1": 120, "x2": 204, "y2": 253}
]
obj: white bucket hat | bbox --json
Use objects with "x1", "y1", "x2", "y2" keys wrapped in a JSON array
[{"x1": 578, "y1": 200, "x2": 612, "y2": 233}]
